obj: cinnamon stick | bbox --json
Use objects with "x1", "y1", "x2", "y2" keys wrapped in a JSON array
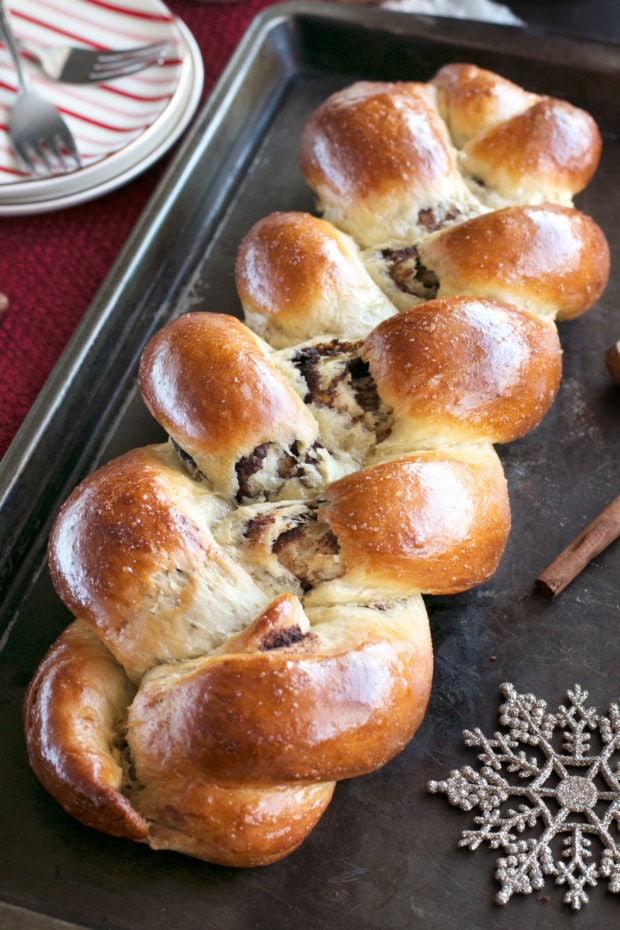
[
  {"x1": 535, "y1": 494, "x2": 620, "y2": 598},
  {"x1": 606, "y1": 341, "x2": 620, "y2": 385}
]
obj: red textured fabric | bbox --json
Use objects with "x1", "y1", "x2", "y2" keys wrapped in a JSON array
[{"x1": 0, "y1": 0, "x2": 324, "y2": 459}]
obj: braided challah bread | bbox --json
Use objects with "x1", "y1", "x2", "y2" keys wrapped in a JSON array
[
  {"x1": 24, "y1": 63, "x2": 609, "y2": 868},
  {"x1": 300, "y1": 65, "x2": 603, "y2": 247}
]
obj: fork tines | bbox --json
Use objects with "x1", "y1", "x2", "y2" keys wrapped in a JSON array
[
  {"x1": 17, "y1": 132, "x2": 81, "y2": 176},
  {"x1": 89, "y1": 42, "x2": 169, "y2": 81}
]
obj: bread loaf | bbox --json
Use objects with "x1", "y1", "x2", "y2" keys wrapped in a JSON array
[{"x1": 24, "y1": 63, "x2": 609, "y2": 868}]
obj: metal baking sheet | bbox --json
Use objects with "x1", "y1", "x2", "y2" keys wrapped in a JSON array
[{"x1": 1, "y1": 3, "x2": 619, "y2": 927}]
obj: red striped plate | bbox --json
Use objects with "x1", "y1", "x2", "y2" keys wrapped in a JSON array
[{"x1": 0, "y1": 0, "x2": 201, "y2": 210}]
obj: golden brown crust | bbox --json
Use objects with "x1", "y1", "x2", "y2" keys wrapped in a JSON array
[
  {"x1": 461, "y1": 97, "x2": 602, "y2": 203},
  {"x1": 134, "y1": 777, "x2": 336, "y2": 867},
  {"x1": 23, "y1": 621, "x2": 147, "y2": 840},
  {"x1": 129, "y1": 640, "x2": 427, "y2": 785},
  {"x1": 139, "y1": 313, "x2": 321, "y2": 499},
  {"x1": 363, "y1": 296, "x2": 562, "y2": 446},
  {"x1": 431, "y1": 63, "x2": 539, "y2": 147},
  {"x1": 320, "y1": 448, "x2": 511, "y2": 595},
  {"x1": 235, "y1": 211, "x2": 396, "y2": 346},
  {"x1": 26, "y1": 62, "x2": 608, "y2": 870},
  {"x1": 417, "y1": 205, "x2": 610, "y2": 321},
  {"x1": 48, "y1": 444, "x2": 269, "y2": 683},
  {"x1": 300, "y1": 80, "x2": 477, "y2": 247},
  {"x1": 127, "y1": 593, "x2": 433, "y2": 785},
  {"x1": 25, "y1": 615, "x2": 337, "y2": 867},
  {"x1": 301, "y1": 82, "x2": 445, "y2": 206},
  {"x1": 300, "y1": 73, "x2": 603, "y2": 243}
]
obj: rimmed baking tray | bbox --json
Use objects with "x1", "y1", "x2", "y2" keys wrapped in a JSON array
[{"x1": 1, "y1": 3, "x2": 619, "y2": 927}]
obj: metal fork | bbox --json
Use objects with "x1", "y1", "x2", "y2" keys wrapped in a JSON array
[
  {"x1": 23, "y1": 40, "x2": 170, "y2": 84},
  {"x1": 0, "y1": 0, "x2": 80, "y2": 175}
]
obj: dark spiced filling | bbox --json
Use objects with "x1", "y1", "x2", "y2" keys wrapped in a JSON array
[
  {"x1": 417, "y1": 205, "x2": 461, "y2": 232},
  {"x1": 272, "y1": 517, "x2": 342, "y2": 591},
  {"x1": 171, "y1": 439, "x2": 207, "y2": 482},
  {"x1": 348, "y1": 356, "x2": 381, "y2": 415},
  {"x1": 242, "y1": 505, "x2": 343, "y2": 593},
  {"x1": 235, "y1": 440, "x2": 324, "y2": 504},
  {"x1": 292, "y1": 339, "x2": 358, "y2": 406},
  {"x1": 242, "y1": 510, "x2": 277, "y2": 542},
  {"x1": 259, "y1": 625, "x2": 308, "y2": 651},
  {"x1": 292, "y1": 340, "x2": 382, "y2": 414},
  {"x1": 236, "y1": 443, "x2": 276, "y2": 501},
  {"x1": 381, "y1": 246, "x2": 439, "y2": 300}
]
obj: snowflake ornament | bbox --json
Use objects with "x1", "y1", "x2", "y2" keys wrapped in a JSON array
[{"x1": 427, "y1": 682, "x2": 620, "y2": 910}]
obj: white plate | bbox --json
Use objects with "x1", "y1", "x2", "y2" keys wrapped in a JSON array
[{"x1": 0, "y1": 0, "x2": 203, "y2": 213}]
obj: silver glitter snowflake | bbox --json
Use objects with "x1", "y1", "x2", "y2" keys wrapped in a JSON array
[{"x1": 427, "y1": 682, "x2": 620, "y2": 910}]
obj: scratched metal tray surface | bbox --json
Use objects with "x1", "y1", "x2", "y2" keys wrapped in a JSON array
[{"x1": 0, "y1": 3, "x2": 619, "y2": 928}]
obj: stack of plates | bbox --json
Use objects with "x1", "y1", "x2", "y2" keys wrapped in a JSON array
[{"x1": 0, "y1": 0, "x2": 204, "y2": 215}]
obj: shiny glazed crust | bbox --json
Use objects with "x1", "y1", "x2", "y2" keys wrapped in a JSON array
[
  {"x1": 363, "y1": 297, "x2": 562, "y2": 448},
  {"x1": 235, "y1": 211, "x2": 395, "y2": 347},
  {"x1": 23, "y1": 621, "x2": 147, "y2": 840},
  {"x1": 415, "y1": 205, "x2": 610, "y2": 321},
  {"x1": 139, "y1": 313, "x2": 321, "y2": 500},
  {"x1": 300, "y1": 64, "x2": 603, "y2": 245},
  {"x1": 25, "y1": 62, "x2": 609, "y2": 868}
]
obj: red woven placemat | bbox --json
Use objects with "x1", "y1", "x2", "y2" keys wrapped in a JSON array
[{"x1": 0, "y1": 0, "x2": 298, "y2": 459}]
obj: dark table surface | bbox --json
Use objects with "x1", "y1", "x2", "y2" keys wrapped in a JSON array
[{"x1": 510, "y1": 0, "x2": 620, "y2": 41}]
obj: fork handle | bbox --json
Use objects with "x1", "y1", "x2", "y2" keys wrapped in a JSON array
[{"x1": 0, "y1": 0, "x2": 28, "y2": 93}]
